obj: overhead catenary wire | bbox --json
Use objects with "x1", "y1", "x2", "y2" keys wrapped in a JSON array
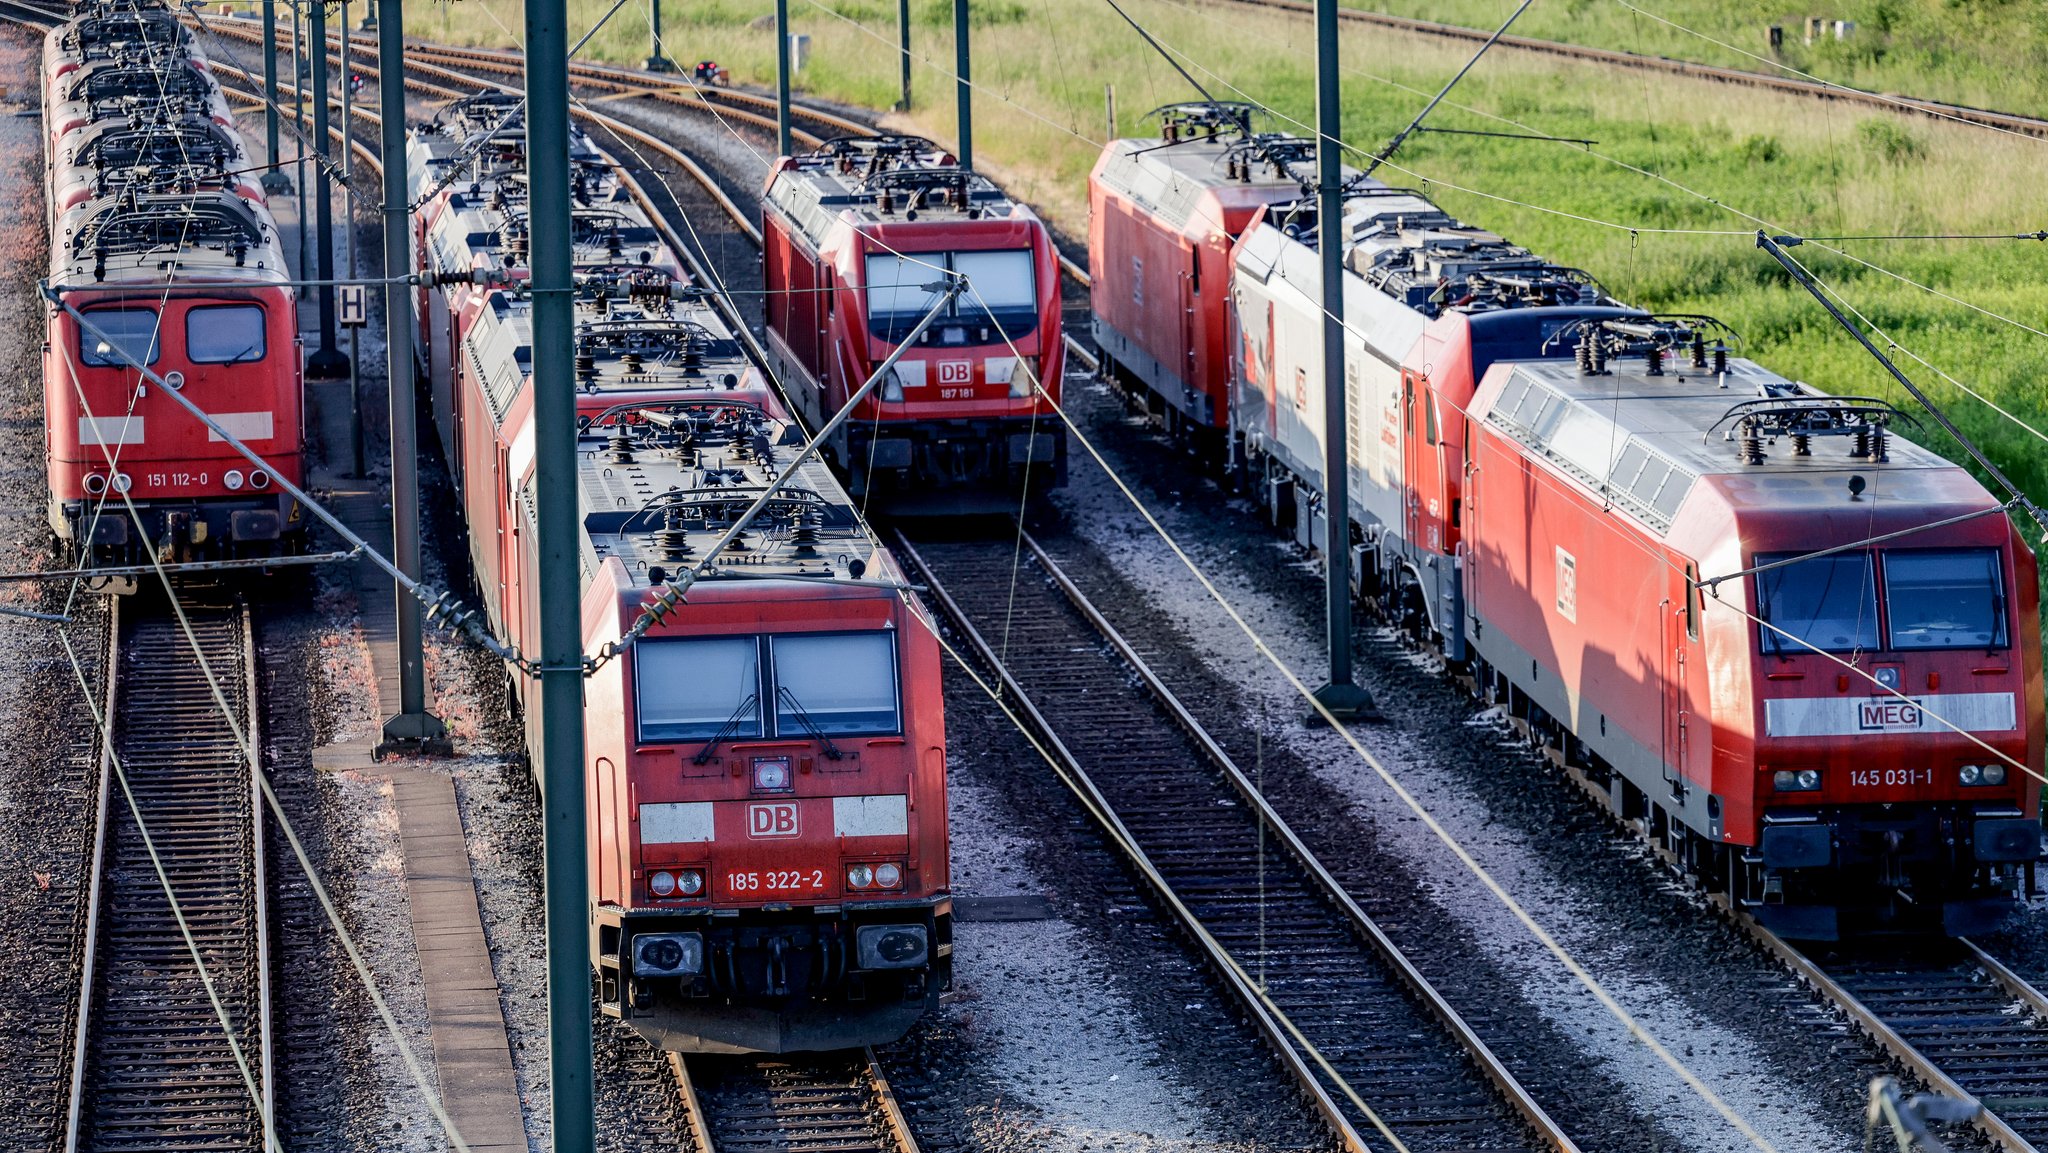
[
  {"x1": 1069, "y1": 0, "x2": 2048, "y2": 785},
  {"x1": 956, "y1": 252, "x2": 1802, "y2": 1149}
]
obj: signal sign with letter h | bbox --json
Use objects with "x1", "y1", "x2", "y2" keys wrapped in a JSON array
[{"x1": 338, "y1": 283, "x2": 367, "y2": 327}]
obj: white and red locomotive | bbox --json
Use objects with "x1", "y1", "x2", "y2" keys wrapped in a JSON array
[
  {"x1": 41, "y1": 1, "x2": 305, "y2": 565},
  {"x1": 1089, "y1": 116, "x2": 2044, "y2": 936},
  {"x1": 762, "y1": 136, "x2": 1064, "y2": 512},
  {"x1": 411, "y1": 110, "x2": 951, "y2": 1051}
]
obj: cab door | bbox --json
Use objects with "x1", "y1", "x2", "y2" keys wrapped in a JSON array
[
  {"x1": 1401, "y1": 369, "x2": 1447, "y2": 553},
  {"x1": 1661, "y1": 562, "x2": 1697, "y2": 799}
]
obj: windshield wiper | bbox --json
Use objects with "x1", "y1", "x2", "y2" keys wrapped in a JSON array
[
  {"x1": 691, "y1": 692, "x2": 759, "y2": 766},
  {"x1": 775, "y1": 687, "x2": 845, "y2": 761}
]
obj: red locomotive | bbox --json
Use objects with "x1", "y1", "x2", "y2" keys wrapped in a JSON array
[
  {"x1": 1087, "y1": 116, "x2": 2044, "y2": 936},
  {"x1": 761, "y1": 135, "x2": 1064, "y2": 512},
  {"x1": 578, "y1": 404, "x2": 950, "y2": 1053},
  {"x1": 1460, "y1": 328, "x2": 2042, "y2": 937},
  {"x1": 413, "y1": 113, "x2": 951, "y2": 1050},
  {"x1": 42, "y1": 3, "x2": 305, "y2": 565},
  {"x1": 1088, "y1": 102, "x2": 1310, "y2": 455}
]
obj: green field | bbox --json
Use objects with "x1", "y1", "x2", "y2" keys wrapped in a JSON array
[{"x1": 418, "y1": 0, "x2": 2048, "y2": 516}]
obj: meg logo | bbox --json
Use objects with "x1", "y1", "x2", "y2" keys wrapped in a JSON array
[
  {"x1": 747, "y1": 802, "x2": 800, "y2": 838},
  {"x1": 1859, "y1": 698, "x2": 1925, "y2": 731}
]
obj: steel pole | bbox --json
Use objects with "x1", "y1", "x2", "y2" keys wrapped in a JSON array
[
  {"x1": 342, "y1": 0, "x2": 364, "y2": 476},
  {"x1": 953, "y1": 0, "x2": 971, "y2": 169},
  {"x1": 377, "y1": 0, "x2": 447, "y2": 748},
  {"x1": 524, "y1": 0, "x2": 596, "y2": 1144},
  {"x1": 260, "y1": 0, "x2": 290, "y2": 193},
  {"x1": 307, "y1": 0, "x2": 347, "y2": 378},
  {"x1": 294, "y1": 0, "x2": 308, "y2": 278},
  {"x1": 774, "y1": 0, "x2": 792, "y2": 155},
  {"x1": 646, "y1": 0, "x2": 672, "y2": 71},
  {"x1": 1309, "y1": 0, "x2": 1376, "y2": 722},
  {"x1": 895, "y1": 0, "x2": 911, "y2": 111}
]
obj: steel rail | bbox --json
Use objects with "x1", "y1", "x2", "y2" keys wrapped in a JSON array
[
  {"x1": 887, "y1": 530, "x2": 1366, "y2": 1152},
  {"x1": 59, "y1": 605, "x2": 118, "y2": 1153},
  {"x1": 1733, "y1": 918, "x2": 2044, "y2": 1153},
  {"x1": 895, "y1": 527, "x2": 1586, "y2": 1153},
  {"x1": 1016, "y1": 528, "x2": 1574, "y2": 1146},
  {"x1": 1222, "y1": 0, "x2": 2048, "y2": 138},
  {"x1": 667, "y1": 1049, "x2": 921, "y2": 1153},
  {"x1": 62, "y1": 597, "x2": 274, "y2": 1153}
]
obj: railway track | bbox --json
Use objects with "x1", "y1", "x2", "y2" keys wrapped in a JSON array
[
  {"x1": 895, "y1": 527, "x2": 1576, "y2": 1153},
  {"x1": 669, "y1": 1049, "x2": 919, "y2": 1153},
  {"x1": 64, "y1": 595, "x2": 273, "y2": 1152},
  {"x1": 1743, "y1": 928, "x2": 2048, "y2": 1153}
]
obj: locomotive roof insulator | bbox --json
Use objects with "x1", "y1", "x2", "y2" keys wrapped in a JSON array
[{"x1": 1705, "y1": 395, "x2": 1913, "y2": 465}]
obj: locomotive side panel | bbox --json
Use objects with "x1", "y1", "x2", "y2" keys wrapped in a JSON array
[{"x1": 1463, "y1": 417, "x2": 1687, "y2": 821}]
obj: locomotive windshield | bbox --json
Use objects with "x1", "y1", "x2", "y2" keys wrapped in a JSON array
[
  {"x1": 1883, "y1": 548, "x2": 2007, "y2": 650},
  {"x1": 864, "y1": 250, "x2": 1038, "y2": 343},
  {"x1": 635, "y1": 632, "x2": 901, "y2": 742},
  {"x1": 636, "y1": 636, "x2": 760, "y2": 741},
  {"x1": 772, "y1": 633, "x2": 900, "y2": 735},
  {"x1": 1756, "y1": 552, "x2": 1879, "y2": 655},
  {"x1": 187, "y1": 304, "x2": 267, "y2": 364},
  {"x1": 78, "y1": 306, "x2": 161, "y2": 367},
  {"x1": 1755, "y1": 548, "x2": 2008, "y2": 654}
]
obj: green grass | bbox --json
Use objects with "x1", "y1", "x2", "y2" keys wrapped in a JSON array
[
  {"x1": 414, "y1": 0, "x2": 2048, "y2": 520},
  {"x1": 1324, "y1": 0, "x2": 2048, "y2": 125}
]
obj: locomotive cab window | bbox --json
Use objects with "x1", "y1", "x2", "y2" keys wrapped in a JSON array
[
  {"x1": 186, "y1": 304, "x2": 267, "y2": 364},
  {"x1": 864, "y1": 250, "x2": 1038, "y2": 342},
  {"x1": 635, "y1": 636, "x2": 761, "y2": 742},
  {"x1": 79, "y1": 307, "x2": 161, "y2": 366},
  {"x1": 1756, "y1": 552, "x2": 1878, "y2": 655},
  {"x1": 771, "y1": 632, "x2": 900, "y2": 735},
  {"x1": 864, "y1": 253, "x2": 946, "y2": 340},
  {"x1": 1883, "y1": 548, "x2": 2007, "y2": 650}
]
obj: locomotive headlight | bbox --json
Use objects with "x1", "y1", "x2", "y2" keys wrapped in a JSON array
[
  {"x1": 82, "y1": 473, "x2": 107, "y2": 495},
  {"x1": 675, "y1": 868, "x2": 704, "y2": 895},
  {"x1": 1773, "y1": 769, "x2": 1822, "y2": 792},
  {"x1": 1961, "y1": 764, "x2": 2008, "y2": 787},
  {"x1": 249, "y1": 470, "x2": 270, "y2": 489},
  {"x1": 162, "y1": 371, "x2": 185, "y2": 390},
  {"x1": 874, "y1": 862, "x2": 902, "y2": 889},
  {"x1": 111, "y1": 473, "x2": 132, "y2": 494},
  {"x1": 881, "y1": 367, "x2": 904, "y2": 403},
  {"x1": 649, "y1": 870, "x2": 678, "y2": 897},
  {"x1": 223, "y1": 469, "x2": 245, "y2": 491},
  {"x1": 846, "y1": 863, "x2": 874, "y2": 890},
  {"x1": 632, "y1": 932, "x2": 704, "y2": 977}
]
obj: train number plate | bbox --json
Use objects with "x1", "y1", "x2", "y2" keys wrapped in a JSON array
[
  {"x1": 1848, "y1": 768, "x2": 1937, "y2": 789},
  {"x1": 723, "y1": 869, "x2": 826, "y2": 894},
  {"x1": 143, "y1": 472, "x2": 209, "y2": 489}
]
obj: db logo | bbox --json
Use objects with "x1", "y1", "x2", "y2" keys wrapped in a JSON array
[
  {"x1": 938, "y1": 361, "x2": 973, "y2": 386},
  {"x1": 747, "y1": 802, "x2": 800, "y2": 838}
]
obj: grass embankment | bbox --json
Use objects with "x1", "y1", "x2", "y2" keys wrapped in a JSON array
[{"x1": 419, "y1": 0, "x2": 2048, "y2": 516}]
